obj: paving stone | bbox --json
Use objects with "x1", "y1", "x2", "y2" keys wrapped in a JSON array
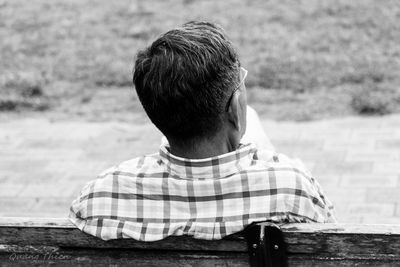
[
  {"x1": 0, "y1": 185, "x2": 26, "y2": 197},
  {"x1": 313, "y1": 161, "x2": 373, "y2": 175},
  {"x1": 345, "y1": 203, "x2": 395, "y2": 217},
  {"x1": 339, "y1": 215, "x2": 364, "y2": 223},
  {"x1": 18, "y1": 148, "x2": 84, "y2": 161},
  {"x1": 332, "y1": 118, "x2": 383, "y2": 129},
  {"x1": 0, "y1": 171, "x2": 22, "y2": 183},
  {"x1": 268, "y1": 131, "x2": 300, "y2": 140},
  {"x1": 6, "y1": 172, "x2": 58, "y2": 185},
  {"x1": 18, "y1": 183, "x2": 80, "y2": 198},
  {"x1": 32, "y1": 197, "x2": 73, "y2": 217},
  {"x1": 323, "y1": 139, "x2": 375, "y2": 152},
  {"x1": 366, "y1": 188, "x2": 400, "y2": 203},
  {"x1": 361, "y1": 216, "x2": 400, "y2": 224},
  {"x1": 0, "y1": 197, "x2": 38, "y2": 216},
  {"x1": 350, "y1": 129, "x2": 400, "y2": 139},
  {"x1": 345, "y1": 151, "x2": 399, "y2": 162},
  {"x1": 324, "y1": 188, "x2": 367, "y2": 209},
  {"x1": 375, "y1": 139, "x2": 400, "y2": 149},
  {"x1": 19, "y1": 138, "x2": 85, "y2": 149},
  {"x1": 0, "y1": 159, "x2": 48, "y2": 173},
  {"x1": 373, "y1": 162, "x2": 400, "y2": 174},
  {"x1": 292, "y1": 150, "x2": 346, "y2": 162},
  {"x1": 340, "y1": 174, "x2": 398, "y2": 188},
  {"x1": 316, "y1": 174, "x2": 342, "y2": 188},
  {"x1": 299, "y1": 130, "x2": 352, "y2": 140},
  {"x1": 381, "y1": 116, "x2": 400, "y2": 127},
  {"x1": 396, "y1": 203, "x2": 400, "y2": 217}
]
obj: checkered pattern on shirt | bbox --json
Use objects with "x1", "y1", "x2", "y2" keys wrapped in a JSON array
[{"x1": 69, "y1": 143, "x2": 336, "y2": 241}]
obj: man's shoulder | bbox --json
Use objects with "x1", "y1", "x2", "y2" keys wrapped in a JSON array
[
  {"x1": 250, "y1": 148, "x2": 315, "y2": 187},
  {"x1": 98, "y1": 152, "x2": 162, "y2": 177},
  {"x1": 254, "y1": 148, "x2": 310, "y2": 170},
  {"x1": 84, "y1": 152, "x2": 163, "y2": 191}
]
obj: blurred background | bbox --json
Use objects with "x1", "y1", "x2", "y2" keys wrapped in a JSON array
[
  {"x1": 1, "y1": 0, "x2": 400, "y2": 223},
  {"x1": 2, "y1": 0, "x2": 400, "y2": 121}
]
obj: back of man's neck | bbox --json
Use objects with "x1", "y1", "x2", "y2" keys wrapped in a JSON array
[{"x1": 169, "y1": 135, "x2": 238, "y2": 159}]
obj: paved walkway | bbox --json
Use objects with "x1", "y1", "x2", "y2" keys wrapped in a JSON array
[{"x1": 1, "y1": 115, "x2": 399, "y2": 223}]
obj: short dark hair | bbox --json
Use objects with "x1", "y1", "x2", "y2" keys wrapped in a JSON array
[{"x1": 133, "y1": 21, "x2": 240, "y2": 143}]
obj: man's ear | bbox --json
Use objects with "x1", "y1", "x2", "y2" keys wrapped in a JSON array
[{"x1": 227, "y1": 93, "x2": 241, "y2": 131}]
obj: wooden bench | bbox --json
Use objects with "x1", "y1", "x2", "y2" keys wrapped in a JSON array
[{"x1": 1, "y1": 217, "x2": 400, "y2": 266}]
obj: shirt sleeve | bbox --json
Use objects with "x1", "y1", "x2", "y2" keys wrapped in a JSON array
[
  {"x1": 69, "y1": 163, "x2": 127, "y2": 241},
  {"x1": 69, "y1": 179, "x2": 95, "y2": 231},
  {"x1": 266, "y1": 152, "x2": 337, "y2": 223},
  {"x1": 309, "y1": 175, "x2": 337, "y2": 223}
]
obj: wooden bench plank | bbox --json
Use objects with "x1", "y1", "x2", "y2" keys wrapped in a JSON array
[
  {"x1": 281, "y1": 223, "x2": 400, "y2": 258},
  {"x1": 1, "y1": 218, "x2": 400, "y2": 266},
  {"x1": 0, "y1": 248, "x2": 249, "y2": 267},
  {"x1": 0, "y1": 217, "x2": 247, "y2": 251},
  {"x1": 280, "y1": 223, "x2": 400, "y2": 234},
  {"x1": 1, "y1": 246, "x2": 399, "y2": 266}
]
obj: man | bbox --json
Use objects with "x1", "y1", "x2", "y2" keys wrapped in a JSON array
[{"x1": 69, "y1": 21, "x2": 336, "y2": 241}]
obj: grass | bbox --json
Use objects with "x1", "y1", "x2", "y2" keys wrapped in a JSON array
[
  {"x1": 1, "y1": 0, "x2": 400, "y2": 121},
  {"x1": 0, "y1": 71, "x2": 50, "y2": 111},
  {"x1": 351, "y1": 83, "x2": 400, "y2": 115}
]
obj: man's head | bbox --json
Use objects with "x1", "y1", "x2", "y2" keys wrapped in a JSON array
[{"x1": 133, "y1": 21, "x2": 247, "y2": 150}]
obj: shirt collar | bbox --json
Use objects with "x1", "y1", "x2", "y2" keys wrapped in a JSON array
[{"x1": 158, "y1": 143, "x2": 257, "y2": 179}]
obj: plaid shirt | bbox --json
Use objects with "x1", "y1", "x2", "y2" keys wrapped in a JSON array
[{"x1": 69, "y1": 143, "x2": 336, "y2": 241}]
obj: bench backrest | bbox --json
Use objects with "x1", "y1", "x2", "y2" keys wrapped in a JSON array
[{"x1": 1, "y1": 217, "x2": 400, "y2": 266}]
